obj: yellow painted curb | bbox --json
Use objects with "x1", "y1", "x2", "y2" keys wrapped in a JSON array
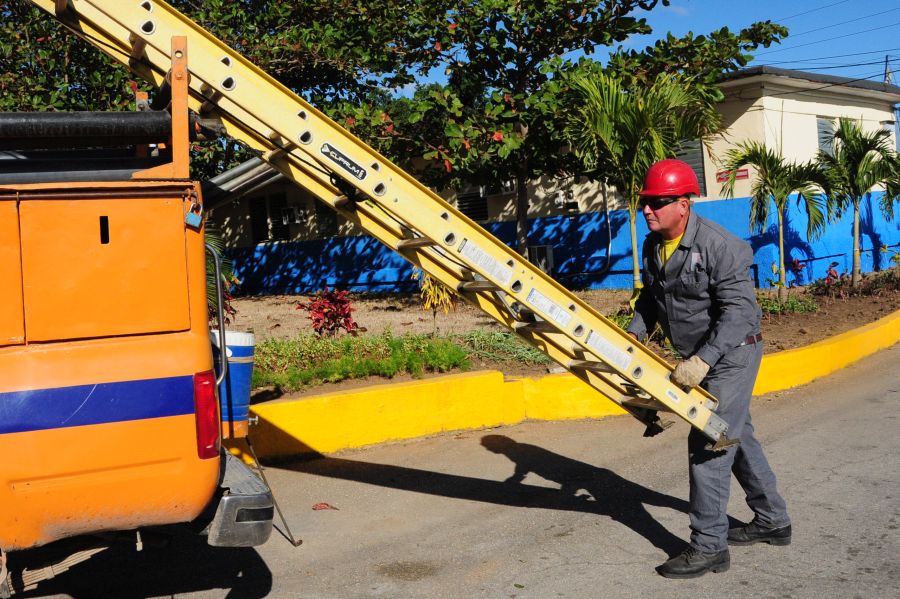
[
  {"x1": 228, "y1": 309, "x2": 900, "y2": 462},
  {"x1": 230, "y1": 370, "x2": 524, "y2": 459},
  {"x1": 754, "y1": 308, "x2": 900, "y2": 395},
  {"x1": 517, "y1": 372, "x2": 627, "y2": 421}
]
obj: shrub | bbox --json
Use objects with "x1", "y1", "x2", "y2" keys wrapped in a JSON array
[
  {"x1": 411, "y1": 269, "x2": 458, "y2": 333},
  {"x1": 297, "y1": 287, "x2": 359, "y2": 337},
  {"x1": 809, "y1": 264, "x2": 900, "y2": 298}
]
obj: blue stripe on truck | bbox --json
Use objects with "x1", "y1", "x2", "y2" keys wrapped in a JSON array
[{"x1": 0, "y1": 376, "x2": 195, "y2": 434}]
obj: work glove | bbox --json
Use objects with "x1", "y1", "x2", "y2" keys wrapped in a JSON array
[{"x1": 671, "y1": 355, "x2": 710, "y2": 389}]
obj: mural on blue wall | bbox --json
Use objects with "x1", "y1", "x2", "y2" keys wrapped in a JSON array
[{"x1": 229, "y1": 192, "x2": 897, "y2": 296}]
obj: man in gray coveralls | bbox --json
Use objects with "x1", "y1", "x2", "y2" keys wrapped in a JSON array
[{"x1": 626, "y1": 159, "x2": 792, "y2": 579}]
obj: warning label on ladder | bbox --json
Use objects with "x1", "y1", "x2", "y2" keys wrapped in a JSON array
[
  {"x1": 459, "y1": 239, "x2": 513, "y2": 285},
  {"x1": 526, "y1": 288, "x2": 572, "y2": 327}
]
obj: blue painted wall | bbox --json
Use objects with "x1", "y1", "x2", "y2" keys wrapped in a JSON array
[{"x1": 230, "y1": 192, "x2": 899, "y2": 295}]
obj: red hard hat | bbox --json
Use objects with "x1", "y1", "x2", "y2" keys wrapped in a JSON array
[{"x1": 639, "y1": 159, "x2": 700, "y2": 197}]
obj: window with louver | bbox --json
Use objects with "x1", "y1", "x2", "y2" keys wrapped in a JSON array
[
  {"x1": 817, "y1": 117, "x2": 835, "y2": 156},
  {"x1": 675, "y1": 140, "x2": 707, "y2": 197},
  {"x1": 456, "y1": 192, "x2": 489, "y2": 222}
]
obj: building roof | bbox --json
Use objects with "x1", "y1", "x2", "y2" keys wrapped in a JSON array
[{"x1": 718, "y1": 66, "x2": 900, "y2": 101}]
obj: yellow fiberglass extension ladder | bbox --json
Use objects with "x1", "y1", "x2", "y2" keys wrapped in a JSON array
[{"x1": 31, "y1": 0, "x2": 736, "y2": 450}]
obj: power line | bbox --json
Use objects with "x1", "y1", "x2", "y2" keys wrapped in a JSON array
[
  {"x1": 759, "y1": 47, "x2": 900, "y2": 65},
  {"x1": 571, "y1": 38, "x2": 900, "y2": 78},
  {"x1": 757, "y1": 21, "x2": 900, "y2": 55},
  {"x1": 788, "y1": 7, "x2": 900, "y2": 39},
  {"x1": 766, "y1": 69, "x2": 891, "y2": 97},
  {"x1": 757, "y1": 58, "x2": 894, "y2": 72},
  {"x1": 773, "y1": 0, "x2": 852, "y2": 22}
]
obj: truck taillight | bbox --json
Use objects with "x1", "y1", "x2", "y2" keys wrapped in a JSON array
[{"x1": 193, "y1": 370, "x2": 221, "y2": 459}]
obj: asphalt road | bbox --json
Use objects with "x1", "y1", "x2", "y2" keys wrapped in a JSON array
[{"x1": 22, "y1": 343, "x2": 900, "y2": 599}]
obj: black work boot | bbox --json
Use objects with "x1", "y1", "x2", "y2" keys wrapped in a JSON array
[
  {"x1": 656, "y1": 547, "x2": 730, "y2": 579},
  {"x1": 728, "y1": 520, "x2": 792, "y2": 546}
]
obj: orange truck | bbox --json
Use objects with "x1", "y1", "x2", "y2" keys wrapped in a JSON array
[{"x1": 0, "y1": 41, "x2": 273, "y2": 596}]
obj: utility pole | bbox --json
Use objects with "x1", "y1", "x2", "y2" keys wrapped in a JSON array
[{"x1": 887, "y1": 56, "x2": 899, "y2": 151}]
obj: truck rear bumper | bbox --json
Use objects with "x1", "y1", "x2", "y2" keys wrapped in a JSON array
[{"x1": 207, "y1": 452, "x2": 274, "y2": 547}]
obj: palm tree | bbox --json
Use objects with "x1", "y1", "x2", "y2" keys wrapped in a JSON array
[
  {"x1": 205, "y1": 220, "x2": 240, "y2": 324},
  {"x1": 816, "y1": 117, "x2": 900, "y2": 286},
  {"x1": 563, "y1": 71, "x2": 721, "y2": 292},
  {"x1": 720, "y1": 142, "x2": 826, "y2": 302}
]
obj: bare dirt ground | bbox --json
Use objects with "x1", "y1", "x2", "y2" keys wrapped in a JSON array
[{"x1": 230, "y1": 284, "x2": 900, "y2": 386}]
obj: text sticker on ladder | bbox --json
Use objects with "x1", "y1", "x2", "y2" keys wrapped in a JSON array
[
  {"x1": 458, "y1": 239, "x2": 513, "y2": 286},
  {"x1": 526, "y1": 288, "x2": 572, "y2": 327},
  {"x1": 585, "y1": 330, "x2": 632, "y2": 371}
]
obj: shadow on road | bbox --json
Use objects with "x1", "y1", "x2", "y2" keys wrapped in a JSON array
[
  {"x1": 281, "y1": 434, "x2": 691, "y2": 557},
  {"x1": 481, "y1": 435, "x2": 690, "y2": 555},
  {"x1": 12, "y1": 527, "x2": 272, "y2": 599}
]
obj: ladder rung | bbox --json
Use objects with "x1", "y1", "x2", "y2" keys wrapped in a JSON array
[
  {"x1": 263, "y1": 132, "x2": 287, "y2": 159},
  {"x1": 198, "y1": 84, "x2": 223, "y2": 114},
  {"x1": 457, "y1": 280, "x2": 501, "y2": 292},
  {"x1": 514, "y1": 321, "x2": 558, "y2": 334},
  {"x1": 516, "y1": 306, "x2": 535, "y2": 320},
  {"x1": 621, "y1": 384, "x2": 651, "y2": 399},
  {"x1": 643, "y1": 417, "x2": 676, "y2": 437},
  {"x1": 128, "y1": 35, "x2": 146, "y2": 67},
  {"x1": 567, "y1": 359, "x2": 616, "y2": 374},
  {"x1": 396, "y1": 238, "x2": 437, "y2": 250},
  {"x1": 622, "y1": 397, "x2": 674, "y2": 413},
  {"x1": 333, "y1": 195, "x2": 353, "y2": 209},
  {"x1": 263, "y1": 148, "x2": 287, "y2": 161}
]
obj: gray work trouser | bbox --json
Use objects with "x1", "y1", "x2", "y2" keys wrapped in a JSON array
[{"x1": 688, "y1": 342, "x2": 790, "y2": 552}]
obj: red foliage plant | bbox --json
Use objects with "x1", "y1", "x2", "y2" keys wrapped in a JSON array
[{"x1": 297, "y1": 287, "x2": 359, "y2": 337}]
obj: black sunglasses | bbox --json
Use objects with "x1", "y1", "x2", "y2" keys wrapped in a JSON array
[{"x1": 639, "y1": 196, "x2": 681, "y2": 210}]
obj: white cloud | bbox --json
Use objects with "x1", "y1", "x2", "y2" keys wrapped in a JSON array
[{"x1": 665, "y1": 4, "x2": 690, "y2": 17}]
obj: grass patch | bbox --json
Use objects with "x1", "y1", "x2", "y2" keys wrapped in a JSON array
[
  {"x1": 252, "y1": 331, "x2": 469, "y2": 392},
  {"x1": 757, "y1": 293, "x2": 818, "y2": 315},
  {"x1": 455, "y1": 331, "x2": 551, "y2": 366}
]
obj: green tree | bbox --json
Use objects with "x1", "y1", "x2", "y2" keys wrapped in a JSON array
[
  {"x1": 375, "y1": 0, "x2": 673, "y2": 255},
  {"x1": 563, "y1": 71, "x2": 721, "y2": 290},
  {"x1": 0, "y1": 1, "x2": 137, "y2": 111},
  {"x1": 606, "y1": 21, "x2": 788, "y2": 91},
  {"x1": 816, "y1": 117, "x2": 900, "y2": 287},
  {"x1": 720, "y1": 142, "x2": 825, "y2": 302}
]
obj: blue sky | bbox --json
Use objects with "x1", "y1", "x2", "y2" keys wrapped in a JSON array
[{"x1": 627, "y1": 0, "x2": 900, "y2": 82}]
